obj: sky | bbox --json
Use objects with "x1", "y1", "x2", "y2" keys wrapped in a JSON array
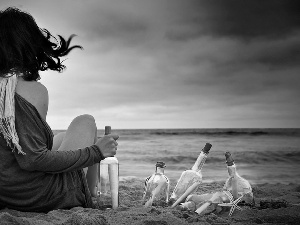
[{"x1": 1, "y1": 0, "x2": 300, "y2": 129}]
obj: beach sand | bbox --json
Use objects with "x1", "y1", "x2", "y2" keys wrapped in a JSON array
[{"x1": 1, "y1": 177, "x2": 300, "y2": 225}]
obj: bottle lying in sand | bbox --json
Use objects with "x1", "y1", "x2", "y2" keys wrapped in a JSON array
[
  {"x1": 143, "y1": 161, "x2": 170, "y2": 207},
  {"x1": 97, "y1": 126, "x2": 119, "y2": 209},
  {"x1": 169, "y1": 143, "x2": 212, "y2": 208},
  {"x1": 223, "y1": 152, "x2": 253, "y2": 203},
  {"x1": 180, "y1": 191, "x2": 226, "y2": 214}
]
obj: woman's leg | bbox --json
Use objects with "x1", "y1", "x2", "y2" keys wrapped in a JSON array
[
  {"x1": 52, "y1": 132, "x2": 66, "y2": 151},
  {"x1": 56, "y1": 114, "x2": 99, "y2": 197}
]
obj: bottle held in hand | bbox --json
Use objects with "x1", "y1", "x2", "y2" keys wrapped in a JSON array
[
  {"x1": 223, "y1": 152, "x2": 253, "y2": 204},
  {"x1": 143, "y1": 162, "x2": 170, "y2": 207},
  {"x1": 169, "y1": 143, "x2": 212, "y2": 208},
  {"x1": 97, "y1": 126, "x2": 119, "y2": 209}
]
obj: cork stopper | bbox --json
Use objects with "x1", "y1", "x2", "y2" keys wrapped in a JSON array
[
  {"x1": 156, "y1": 161, "x2": 166, "y2": 168},
  {"x1": 202, "y1": 143, "x2": 212, "y2": 154},
  {"x1": 225, "y1": 152, "x2": 235, "y2": 166},
  {"x1": 105, "y1": 126, "x2": 111, "y2": 135}
]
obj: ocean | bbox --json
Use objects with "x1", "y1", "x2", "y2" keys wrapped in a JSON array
[{"x1": 54, "y1": 128, "x2": 300, "y2": 185}]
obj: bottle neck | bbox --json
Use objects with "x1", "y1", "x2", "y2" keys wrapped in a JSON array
[
  {"x1": 191, "y1": 151, "x2": 207, "y2": 172},
  {"x1": 227, "y1": 164, "x2": 238, "y2": 177},
  {"x1": 156, "y1": 167, "x2": 165, "y2": 174}
]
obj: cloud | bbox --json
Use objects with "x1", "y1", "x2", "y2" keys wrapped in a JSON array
[
  {"x1": 165, "y1": 0, "x2": 300, "y2": 41},
  {"x1": 242, "y1": 36, "x2": 300, "y2": 68},
  {"x1": 2, "y1": 0, "x2": 300, "y2": 128},
  {"x1": 69, "y1": 5, "x2": 150, "y2": 49}
]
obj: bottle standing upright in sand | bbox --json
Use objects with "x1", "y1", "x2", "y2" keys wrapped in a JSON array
[
  {"x1": 97, "y1": 126, "x2": 119, "y2": 209},
  {"x1": 143, "y1": 162, "x2": 170, "y2": 207},
  {"x1": 223, "y1": 152, "x2": 253, "y2": 202},
  {"x1": 169, "y1": 143, "x2": 212, "y2": 208}
]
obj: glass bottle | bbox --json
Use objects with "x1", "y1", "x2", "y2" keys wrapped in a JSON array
[
  {"x1": 169, "y1": 143, "x2": 212, "y2": 208},
  {"x1": 143, "y1": 161, "x2": 170, "y2": 207},
  {"x1": 223, "y1": 152, "x2": 253, "y2": 202},
  {"x1": 97, "y1": 126, "x2": 119, "y2": 209},
  {"x1": 179, "y1": 191, "x2": 226, "y2": 212}
]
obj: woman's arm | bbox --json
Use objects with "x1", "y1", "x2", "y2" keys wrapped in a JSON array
[{"x1": 14, "y1": 133, "x2": 105, "y2": 173}]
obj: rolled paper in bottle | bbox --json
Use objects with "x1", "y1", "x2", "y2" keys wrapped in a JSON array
[
  {"x1": 195, "y1": 201, "x2": 211, "y2": 215},
  {"x1": 186, "y1": 193, "x2": 215, "y2": 205},
  {"x1": 225, "y1": 152, "x2": 238, "y2": 199},
  {"x1": 178, "y1": 201, "x2": 196, "y2": 211},
  {"x1": 144, "y1": 183, "x2": 157, "y2": 207},
  {"x1": 231, "y1": 175, "x2": 238, "y2": 200},
  {"x1": 171, "y1": 182, "x2": 200, "y2": 208},
  {"x1": 144, "y1": 197, "x2": 153, "y2": 207},
  {"x1": 144, "y1": 183, "x2": 162, "y2": 207},
  {"x1": 195, "y1": 192, "x2": 222, "y2": 215},
  {"x1": 107, "y1": 157, "x2": 119, "y2": 209},
  {"x1": 99, "y1": 163, "x2": 109, "y2": 193}
]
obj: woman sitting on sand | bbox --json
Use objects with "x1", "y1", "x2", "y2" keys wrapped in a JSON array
[{"x1": 0, "y1": 7, "x2": 119, "y2": 212}]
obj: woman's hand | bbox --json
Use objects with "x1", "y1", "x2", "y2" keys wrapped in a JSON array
[{"x1": 95, "y1": 134, "x2": 119, "y2": 158}]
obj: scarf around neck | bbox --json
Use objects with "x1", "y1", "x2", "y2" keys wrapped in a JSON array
[{"x1": 0, "y1": 72, "x2": 25, "y2": 155}]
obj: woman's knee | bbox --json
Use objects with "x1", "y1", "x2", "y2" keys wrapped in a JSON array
[
  {"x1": 71, "y1": 114, "x2": 96, "y2": 128},
  {"x1": 58, "y1": 114, "x2": 97, "y2": 151}
]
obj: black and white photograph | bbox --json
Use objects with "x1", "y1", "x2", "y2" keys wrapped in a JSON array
[{"x1": 0, "y1": 0, "x2": 299, "y2": 224}]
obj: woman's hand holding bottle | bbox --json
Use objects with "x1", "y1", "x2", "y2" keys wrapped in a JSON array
[{"x1": 95, "y1": 134, "x2": 119, "y2": 158}]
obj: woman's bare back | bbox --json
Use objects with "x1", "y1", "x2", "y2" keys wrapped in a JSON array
[{"x1": 15, "y1": 78, "x2": 49, "y2": 121}]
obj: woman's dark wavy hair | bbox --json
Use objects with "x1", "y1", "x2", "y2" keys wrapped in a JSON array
[{"x1": 0, "y1": 7, "x2": 82, "y2": 81}]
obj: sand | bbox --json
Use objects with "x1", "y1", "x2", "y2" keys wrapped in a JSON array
[{"x1": 1, "y1": 177, "x2": 300, "y2": 225}]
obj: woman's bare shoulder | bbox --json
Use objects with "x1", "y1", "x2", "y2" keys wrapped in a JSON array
[{"x1": 16, "y1": 79, "x2": 49, "y2": 120}]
